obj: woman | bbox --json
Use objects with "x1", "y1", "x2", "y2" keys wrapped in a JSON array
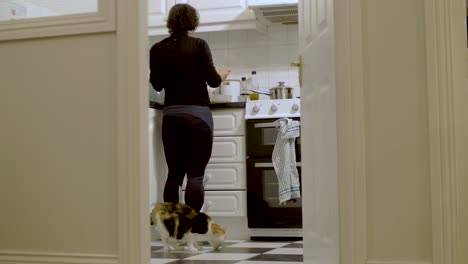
[{"x1": 149, "y1": 3, "x2": 231, "y2": 212}]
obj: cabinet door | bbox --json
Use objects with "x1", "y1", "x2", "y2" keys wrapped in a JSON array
[
  {"x1": 148, "y1": 0, "x2": 175, "y2": 30},
  {"x1": 212, "y1": 109, "x2": 245, "y2": 136},
  {"x1": 202, "y1": 191, "x2": 246, "y2": 216},
  {"x1": 180, "y1": 191, "x2": 247, "y2": 216},
  {"x1": 186, "y1": 0, "x2": 254, "y2": 24},
  {"x1": 149, "y1": 0, "x2": 257, "y2": 35},
  {"x1": 211, "y1": 136, "x2": 246, "y2": 163},
  {"x1": 204, "y1": 163, "x2": 246, "y2": 189},
  {"x1": 182, "y1": 162, "x2": 246, "y2": 190}
]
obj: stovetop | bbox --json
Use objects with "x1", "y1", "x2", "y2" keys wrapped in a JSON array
[{"x1": 245, "y1": 98, "x2": 301, "y2": 119}]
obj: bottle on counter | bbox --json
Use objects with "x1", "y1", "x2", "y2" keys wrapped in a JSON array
[
  {"x1": 240, "y1": 77, "x2": 247, "y2": 90},
  {"x1": 239, "y1": 77, "x2": 250, "y2": 102},
  {"x1": 248, "y1": 71, "x2": 260, "y2": 100},
  {"x1": 250, "y1": 71, "x2": 259, "y2": 90}
]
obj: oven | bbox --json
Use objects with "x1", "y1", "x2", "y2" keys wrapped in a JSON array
[
  {"x1": 246, "y1": 158, "x2": 302, "y2": 228},
  {"x1": 245, "y1": 99, "x2": 302, "y2": 239},
  {"x1": 246, "y1": 118, "x2": 301, "y2": 158}
]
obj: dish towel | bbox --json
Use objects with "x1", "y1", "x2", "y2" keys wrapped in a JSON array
[{"x1": 272, "y1": 118, "x2": 301, "y2": 204}]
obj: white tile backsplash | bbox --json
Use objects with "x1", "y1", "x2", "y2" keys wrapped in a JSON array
[
  {"x1": 286, "y1": 24, "x2": 299, "y2": 44},
  {"x1": 267, "y1": 24, "x2": 289, "y2": 45},
  {"x1": 206, "y1": 31, "x2": 228, "y2": 50},
  {"x1": 268, "y1": 45, "x2": 292, "y2": 66},
  {"x1": 227, "y1": 30, "x2": 249, "y2": 49},
  {"x1": 246, "y1": 29, "x2": 269, "y2": 46},
  {"x1": 148, "y1": 24, "x2": 300, "y2": 98},
  {"x1": 215, "y1": 25, "x2": 300, "y2": 96},
  {"x1": 211, "y1": 49, "x2": 228, "y2": 68}
]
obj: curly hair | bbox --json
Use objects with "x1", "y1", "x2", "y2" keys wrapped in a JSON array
[{"x1": 166, "y1": 4, "x2": 199, "y2": 34}]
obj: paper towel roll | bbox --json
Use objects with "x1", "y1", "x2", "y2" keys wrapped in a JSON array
[{"x1": 219, "y1": 80, "x2": 240, "y2": 102}]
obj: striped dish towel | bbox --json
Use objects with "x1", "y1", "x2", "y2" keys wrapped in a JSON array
[{"x1": 272, "y1": 118, "x2": 301, "y2": 205}]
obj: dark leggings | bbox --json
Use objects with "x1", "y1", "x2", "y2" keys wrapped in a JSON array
[{"x1": 161, "y1": 113, "x2": 213, "y2": 212}]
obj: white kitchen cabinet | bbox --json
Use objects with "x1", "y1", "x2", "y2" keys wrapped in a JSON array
[
  {"x1": 212, "y1": 108, "x2": 245, "y2": 136},
  {"x1": 202, "y1": 108, "x2": 246, "y2": 216},
  {"x1": 180, "y1": 108, "x2": 247, "y2": 215},
  {"x1": 152, "y1": 107, "x2": 247, "y2": 217},
  {"x1": 151, "y1": 106, "x2": 249, "y2": 237},
  {"x1": 149, "y1": 108, "x2": 166, "y2": 209},
  {"x1": 148, "y1": 0, "x2": 262, "y2": 35},
  {"x1": 182, "y1": 162, "x2": 246, "y2": 190},
  {"x1": 203, "y1": 191, "x2": 246, "y2": 216},
  {"x1": 204, "y1": 163, "x2": 246, "y2": 190},
  {"x1": 148, "y1": 0, "x2": 172, "y2": 35},
  {"x1": 182, "y1": 190, "x2": 247, "y2": 216},
  {"x1": 211, "y1": 136, "x2": 246, "y2": 163}
]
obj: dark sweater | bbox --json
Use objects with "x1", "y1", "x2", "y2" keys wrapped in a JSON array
[{"x1": 149, "y1": 34, "x2": 222, "y2": 106}]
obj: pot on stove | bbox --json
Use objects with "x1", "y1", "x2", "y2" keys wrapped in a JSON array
[
  {"x1": 250, "y1": 81, "x2": 294, "y2": 100},
  {"x1": 269, "y1": 81, "x2": 294, "y2": 99}
]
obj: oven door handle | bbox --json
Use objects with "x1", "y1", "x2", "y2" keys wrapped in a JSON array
[
  {"x1": 254, "y1": 162, "x2": 302, "y2": 168},
  {"x1": 253, "y1": 122, "x2": 278, "y2": 128},
  {"x1": 253, "y1": 121, "x2": 300, "y2": 128}
]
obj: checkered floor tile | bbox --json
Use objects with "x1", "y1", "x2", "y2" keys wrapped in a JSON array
[{"x1": 151, "y1": 240, "x2": 303, "y2": 264}]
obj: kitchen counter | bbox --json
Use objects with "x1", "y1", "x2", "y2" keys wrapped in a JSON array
[{"x1": 149, "y1": 101, "x2": 245, "y2": 110}]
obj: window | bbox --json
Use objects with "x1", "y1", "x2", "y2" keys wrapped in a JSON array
[{"x1": 0, "y1": 0, "x2": 115, "y2": 41}]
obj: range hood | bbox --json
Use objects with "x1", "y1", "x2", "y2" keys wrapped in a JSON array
[{"x1": 248, "y1": 0, "x2": 298, "y2": 25}]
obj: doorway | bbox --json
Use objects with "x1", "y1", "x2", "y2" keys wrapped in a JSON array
[{"x1": 116, "y1": 1, "x2": 468, "y2": 264}]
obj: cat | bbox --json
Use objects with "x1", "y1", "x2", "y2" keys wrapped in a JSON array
[{"x1": 150, "y1": 202, "x2": 226, "y2": 252}]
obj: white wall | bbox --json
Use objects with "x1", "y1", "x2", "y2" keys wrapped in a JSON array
[
  {"x1": 363, "y1": 0, "x2": 432, "y2": 262},
  {"x1": 0, "y1": 33, "x2": 118, "y2": 256},
  {"x1": 149, "y1": 24, "x2": 300, "y2": 100}
]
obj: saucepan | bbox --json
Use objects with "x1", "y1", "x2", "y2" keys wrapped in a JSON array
[{"x1": 251, "y1": 81, "x2": 294, "y2": 99}]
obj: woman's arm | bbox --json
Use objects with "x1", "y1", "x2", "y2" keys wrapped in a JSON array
[
  {"x1": 217, "y1": 68, "x2": 231, "y2": 81},
  {"x1": 149, "y1": 46, "x2": 164, "y2": 92},
  {"x1": 200, "y1": 39, "x2": 229, "y2": 87}
]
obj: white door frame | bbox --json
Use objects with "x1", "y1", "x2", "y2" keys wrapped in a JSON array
[
  {"x1": 424, "y1": 0, "x2": 467, "y2": 264},
  {"x1": 334, "y1": 0, "x2": 468, "y2": 262},
  {"x1": 115, "y1": 0, "x2": 467, "y2": 263},
  {"x1": 115, "y1": 0, "x2": 150, "y2": 263},
  {"x1": 334, "y1": 0, "x2": 368, "y2": 262}
]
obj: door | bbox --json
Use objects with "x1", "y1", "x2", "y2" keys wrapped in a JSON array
[
  {"x1": 246, "y1": 158, "x2": 302, "y2": 228},
  {"x1": 298, "y1": 0, "x2": 339, "y2": 263},
  {"x1": 245, "y1": 118, "x2": 301, "y2": 158}
]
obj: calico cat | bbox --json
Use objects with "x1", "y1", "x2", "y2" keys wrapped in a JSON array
[{"x1": 150, "y1": 202, "x2": 226, "y2": 251}]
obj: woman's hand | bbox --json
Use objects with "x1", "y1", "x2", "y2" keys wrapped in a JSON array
[{"x1": 217, "y1": 67, "x2": 231, "y2": 81}]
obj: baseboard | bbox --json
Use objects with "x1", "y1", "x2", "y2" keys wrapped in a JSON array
[
  {"x1": 367, "y1": 261, "x2": 431, "y2": 264},
  {"x1": 0, "y1": 251, "x2": 118, "y2": 264}
]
